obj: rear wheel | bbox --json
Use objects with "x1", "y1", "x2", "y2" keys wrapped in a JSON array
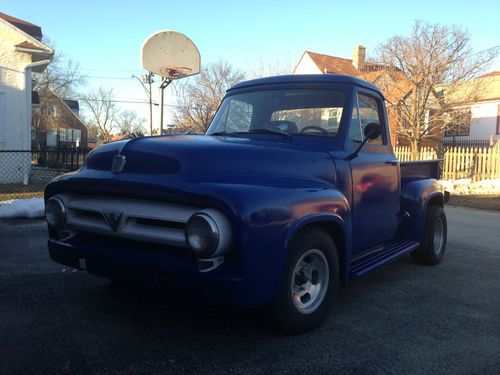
[
  {"x1": 271, "y1": 227, "x2": 339, "y2": 334},
  {"x1": 411, "y1": 205, "x2": 447, "y2": 265}
]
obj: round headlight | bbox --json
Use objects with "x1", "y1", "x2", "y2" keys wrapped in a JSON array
[
  {"x1": 45, "y1": 197, "x2": 67, "y2": 229},
  {"x1": 185, "y1": 213, "x2": 219, "y2": 255}
]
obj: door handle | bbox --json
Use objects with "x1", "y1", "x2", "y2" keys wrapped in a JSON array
[{"x1": 385, "y1": 160, "x2": 398, "y2": 166}]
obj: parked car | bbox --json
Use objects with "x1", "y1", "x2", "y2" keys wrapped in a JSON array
[{"x1": 45, "y1": 75, "x2": 448, "y2": 333}]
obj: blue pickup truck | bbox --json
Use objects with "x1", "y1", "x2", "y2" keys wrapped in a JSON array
[{"x1": 45, "y1": 74, "x2": 448, "y2": 333}]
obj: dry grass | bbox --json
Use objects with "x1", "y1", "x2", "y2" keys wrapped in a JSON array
[
  {"x1": 448, "y1": 194, "x2": 500, "y2": 211},
  {"x1": 0, "y1": 184, "x2": 44, "y2": 201}
]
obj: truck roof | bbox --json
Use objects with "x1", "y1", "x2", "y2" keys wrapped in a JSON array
[{"x1": 228, "y1": 74, "x2": 382, "y2": 96}]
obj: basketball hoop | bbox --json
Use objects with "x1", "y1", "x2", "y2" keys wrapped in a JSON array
[
  {"x1": 141, "y1": 30, "x2": 200, "y2": 79},
  {"x1": 140, "y1": 30, "x2": 201, "y2": 136},
  {"x1": 160, "y1": 66, "x2": 193, "y2": 80}
]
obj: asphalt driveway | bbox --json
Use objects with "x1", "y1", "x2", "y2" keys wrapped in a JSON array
[{"x1": 0, "y1": 206, "x2": 499, "y2": 374}]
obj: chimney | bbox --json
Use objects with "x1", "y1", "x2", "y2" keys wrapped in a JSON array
[{"x1": 353, "y1": 45, "x2": 366, "y2": 71}]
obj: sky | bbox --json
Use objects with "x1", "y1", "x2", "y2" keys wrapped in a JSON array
[{"x1": 3, "y1": 0, "x2": 500, "y2": 133}]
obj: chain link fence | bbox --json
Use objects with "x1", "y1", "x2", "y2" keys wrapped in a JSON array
[{"x1": 0, "y1": 148, "x2": 91, "y2": 201}]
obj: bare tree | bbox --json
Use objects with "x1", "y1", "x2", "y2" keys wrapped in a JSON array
[
  {"x1": 116, "y1": 110, "x2": 146, "y2": 137},
  {"x1": 31, "y1": 40, "x2": 87, "y2": 144},
  {"x1": 33, "y1": 38, "x2": 86, "y2": 98},
  {"x1": 247, "y1": 57, "x2": 293, "y2": 78},
  {"x1": 374, "y1": 21, "x2": 498, "y2": 159},
  {"x1": 81, "y1": 87, "x2": 117, "y2": 142},
  {"x1": 173, "y1": 61, "x2": 245, "y2": 134}
]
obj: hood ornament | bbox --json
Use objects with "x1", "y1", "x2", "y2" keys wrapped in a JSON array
[
  {"x1": 103, "y1": 211, "x2": 122, "y2": 232},
  {"x1": 111, "y1": 155, "x2": 126, "y2": 174}
]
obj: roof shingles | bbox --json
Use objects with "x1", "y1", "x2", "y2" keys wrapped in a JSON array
[
  {"x1": 0, "y1": 12, "x2": 42, "y2": 40},
  {"x1": 305, "y1": 51, "x2": 360, "y2": 76}
]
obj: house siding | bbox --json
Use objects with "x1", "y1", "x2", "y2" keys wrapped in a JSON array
[
  {"x1": 293, "y1": 53, "x2": 322, "y2": 74},
  {"x1": 444, "y1": 100, "x2": 500, "y2": 141},
  {"x1": 0, "y1": 23, "x2": 34, "y2": 183}
]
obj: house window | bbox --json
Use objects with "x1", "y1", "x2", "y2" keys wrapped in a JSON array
[
  {"x1": 445, "y1": 108, "x2": 471, "y2": 137},
  {"x1": 42, "y1": 104, "x2": 58, "y2": 117},
  {"x1": 65, "y1": 128, "x2": 81, "y2": 142},
  {"x1": 496, "y1": 104, "x2": 500, "y2": 135},
  {"x1": 47, "y1": 129, "x2": 57, "y2": 146}
]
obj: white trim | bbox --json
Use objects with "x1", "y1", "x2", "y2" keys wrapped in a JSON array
[
  {"x1": 26, "y1": 59, "x2": 51, "y2": 73},
  {"x1": 14, "y1": 46, "x2": 52, "y2": 55}
]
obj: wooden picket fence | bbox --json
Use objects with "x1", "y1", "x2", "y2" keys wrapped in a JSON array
[
  {"x1": 394, "y1": 145, "x2": 500, "y2": 181},
  {"x1": 395, "y1": 146, "x2": 438, "y2": 161}
]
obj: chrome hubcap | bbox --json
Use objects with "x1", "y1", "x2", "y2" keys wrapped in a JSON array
[
  {"x1": 433, "y1": 217, "x2": 444, "y2": 256},
  {"x1": 291, "y1": 249, "x2": 329, "y2": 314}
]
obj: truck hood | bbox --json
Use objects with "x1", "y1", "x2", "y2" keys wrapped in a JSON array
[{"x1": 82, "y1": 135, "x2": 336, "y2": 187}]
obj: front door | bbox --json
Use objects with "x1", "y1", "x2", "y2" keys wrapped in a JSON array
[{"x1": 348, "y1": 91, "x2": 400, "y2": 255}]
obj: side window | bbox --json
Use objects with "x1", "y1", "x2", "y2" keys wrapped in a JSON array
[
  {"x1": 358, "y1": 94, "x2": 384, "y2": 145},
  {"x1": 226, "y1": 99, "x2": 253, "y2": 132},
  {"x1": 349, "y1": 94, "x2": 362, "y2": 142}
]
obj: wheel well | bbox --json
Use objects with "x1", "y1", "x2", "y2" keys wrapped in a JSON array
[
  {"x1": 295, "y1": 222, "x2": 345, "y2": 283},
  {"x1": 428, "y1": 194, "x2": 444, "y2": 208}
]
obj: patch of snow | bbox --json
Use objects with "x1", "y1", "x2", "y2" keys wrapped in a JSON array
[
  {"x1": 0, "y1": 198, "x2": 45, "y2": 219},
  {"x1": 440, "y1": 178, "x2": 500, "y2": 195}
]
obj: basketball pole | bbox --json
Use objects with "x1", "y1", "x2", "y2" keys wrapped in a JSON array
[{"x1": 159, "y1": 77, "x2": 172, "y2": 135}]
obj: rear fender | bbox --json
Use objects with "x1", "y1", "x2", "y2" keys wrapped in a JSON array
[{"x1": 400, "y1": 179, "x2": 444, "y2": 241}]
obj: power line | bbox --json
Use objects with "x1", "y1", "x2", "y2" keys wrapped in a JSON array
[
  {"x1": 85, "y1": 76, "x2": 132, "y2": 80},
  {"x1": 78, "y1": 98, "x2": 181, "y2": 107}
]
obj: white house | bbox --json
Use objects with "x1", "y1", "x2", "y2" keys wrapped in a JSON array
[
  {"x1": 443, "y1": 71, "x2": 500, "y2": 143},
  {"x1": 293, "y1": 46, "x2": 387, "y2": 76},
  {"x1": 0, "y1": 12, "x2": 53, "y2": 183}
]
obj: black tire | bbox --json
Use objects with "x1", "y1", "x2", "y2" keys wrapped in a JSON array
[
  {"x1": 270, "y1": 227, "x2": 339, "y2": 335},
  {"x1": 411, "y1": 205, "x2": 447, "y2": 265}
]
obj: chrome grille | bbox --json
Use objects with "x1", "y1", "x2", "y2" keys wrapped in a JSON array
[{"x1": 57, "y1": 194, "x2": 200, "y2": 247}]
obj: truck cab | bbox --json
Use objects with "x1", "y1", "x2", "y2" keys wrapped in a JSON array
[{"x1": 45, "y1": 74, "x2": 447, "y2": 333}]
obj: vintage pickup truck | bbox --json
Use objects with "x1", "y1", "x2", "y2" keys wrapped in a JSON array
[{"x1": 45, "y1": 74, "x2": 448, "y2": 333}]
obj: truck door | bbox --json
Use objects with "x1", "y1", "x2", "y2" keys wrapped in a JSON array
[{"x1": 348, "y1": 91, "x2": 400, "y2": 255}]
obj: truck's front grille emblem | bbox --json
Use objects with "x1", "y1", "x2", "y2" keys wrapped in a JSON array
[
  {"x1": 111, "y1": 155, "x2": 126, "y2": 174},
  {"x1": 103, "y1": 211, "x2": 122, "y2": 232}
]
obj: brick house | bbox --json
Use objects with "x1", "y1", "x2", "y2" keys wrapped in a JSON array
[{"x1": 32, "y1": 89, "x2": 88, "y2": 149}]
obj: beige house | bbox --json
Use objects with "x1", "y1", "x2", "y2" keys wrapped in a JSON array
[
  {"x1": 442, "y1": 71, "x2": 500, "y2": 143},
  {"x1": 0, "y1": 12, "x2": 53, "y2": 183}
]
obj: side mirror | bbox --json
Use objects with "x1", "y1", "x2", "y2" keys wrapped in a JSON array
[
  {"x1": 364, "y1": 123, "x2": 382, "y2": 140},
  {"x1": 347, "y1": 123, "x2": 383, "y2": 161}
]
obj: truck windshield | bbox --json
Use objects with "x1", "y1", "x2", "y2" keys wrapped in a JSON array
[{"x1": 206, "y1": 89, "x2": 345, "y2": 138}]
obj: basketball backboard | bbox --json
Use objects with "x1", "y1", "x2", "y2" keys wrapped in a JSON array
[{"x1": 141, "y1": 30, "x2": 200, "y2": 79}]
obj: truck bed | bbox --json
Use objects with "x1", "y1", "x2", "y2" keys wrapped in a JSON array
[{"x1": 400, "y1": 160, "x2": 442, "y2": 180}]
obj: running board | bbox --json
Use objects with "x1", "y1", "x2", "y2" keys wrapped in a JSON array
[{"x1": 349, "y1": 240, "x2": 419, "y2": 279}]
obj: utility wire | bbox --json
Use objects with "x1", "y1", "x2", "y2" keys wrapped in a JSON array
[{"x1": 78, "y1": 98, "x2": 181, "y2": 107}]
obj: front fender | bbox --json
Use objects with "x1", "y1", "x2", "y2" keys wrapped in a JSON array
[{"x1": 239, "y1": 187, "x2": 350, "y2": 303}]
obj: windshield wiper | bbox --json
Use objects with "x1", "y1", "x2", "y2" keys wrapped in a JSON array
[
  {"x1": 244, "y1": 128, "x2": 292, "y2": 138},
  {"x1": 210, "y1": 131, "x2": 244, "y2": 137}
]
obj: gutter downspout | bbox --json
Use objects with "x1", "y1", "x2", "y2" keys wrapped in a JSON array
[{"x1": 23, "y1": 60, "x2": 51, "y2": 185}]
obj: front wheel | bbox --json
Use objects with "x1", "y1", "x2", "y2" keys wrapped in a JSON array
[
  {"x1": 411, "y1": 205, "x2": 447, "y2": 265},
  {"x1": 270, "y1": 227, "x2": 339, "y2": 334}
]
